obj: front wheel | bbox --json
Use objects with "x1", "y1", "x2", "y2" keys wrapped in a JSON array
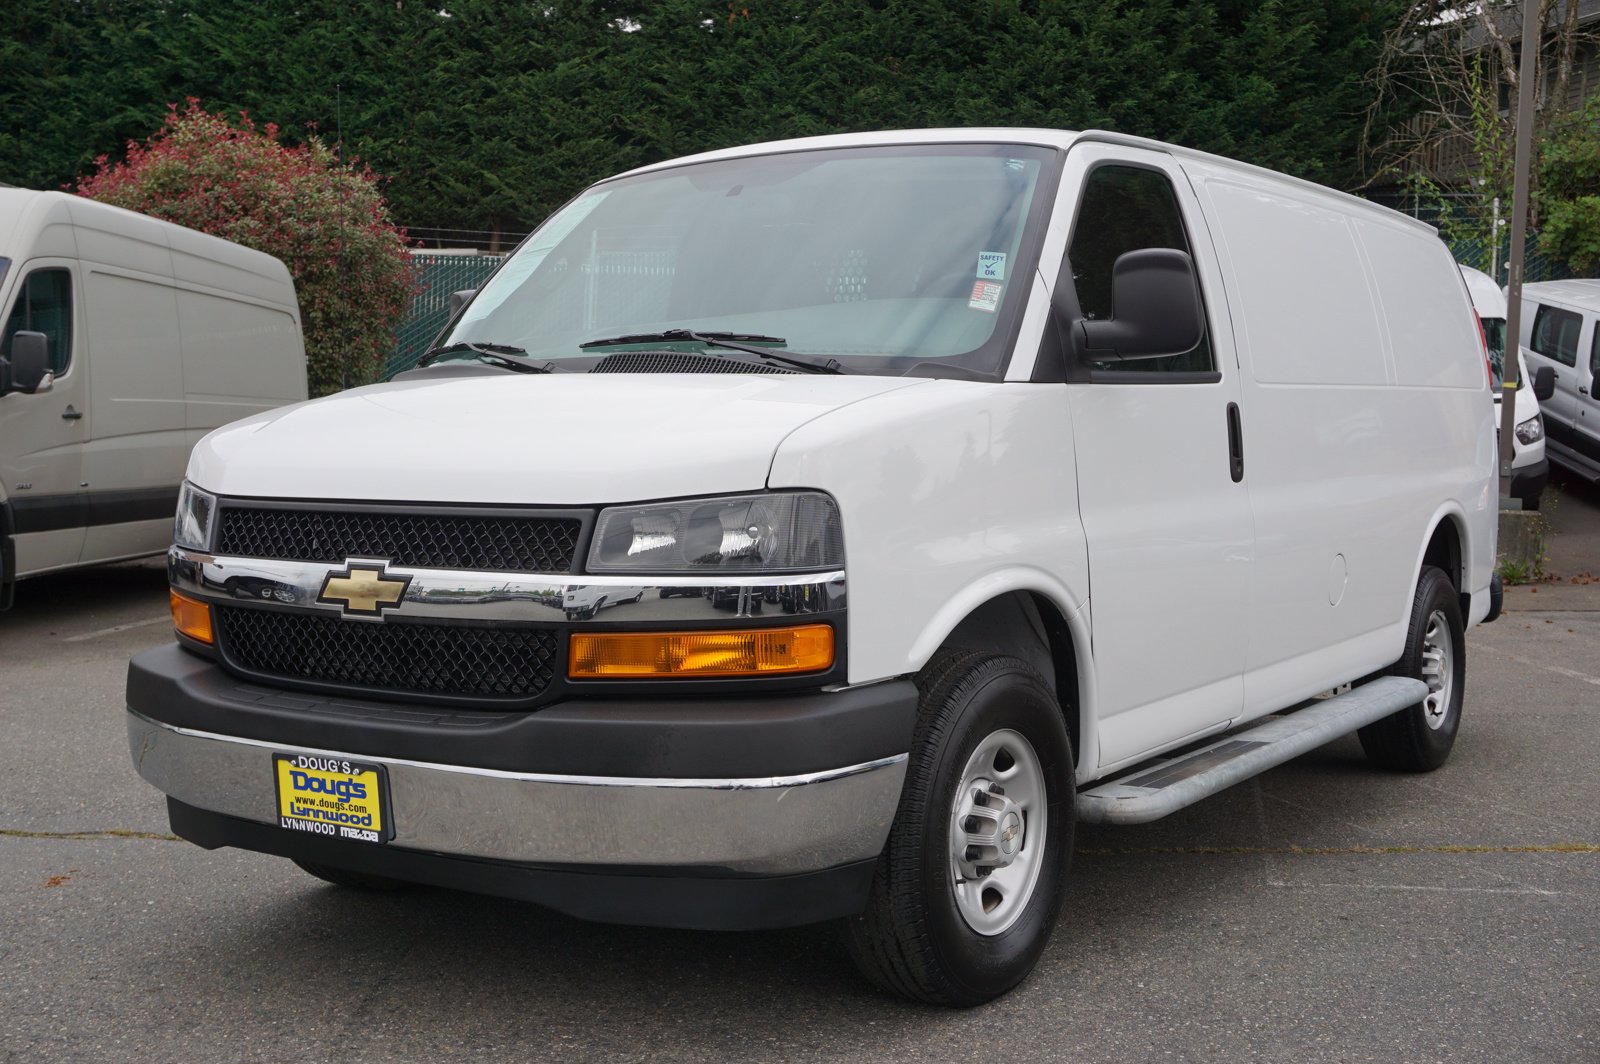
[
  {"x1": 1358, "y1": 565, "x2": 1465, "y2": 771},
  {"x1": 845, "y1": 650, "x2": 1073, "y2": 1006}
]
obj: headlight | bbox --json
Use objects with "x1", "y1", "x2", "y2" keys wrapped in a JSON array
[
  {"x1": 588, "y1": 492, "x2": 843, "y2": 573},
  {"x1": 174, "y1": 481, "x2": 217, "y2": 551},
  {"x1": 1515, "y1": 415, "x2": 1544, "y2": 445}
]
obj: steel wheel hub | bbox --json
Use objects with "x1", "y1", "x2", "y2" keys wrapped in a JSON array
[
  {"x1": 948, "y1": 728, "x2": 1047, "y2": 937},
  {"x1": 1420, "y1": 609, "x2": 1454, "y2": 730}
]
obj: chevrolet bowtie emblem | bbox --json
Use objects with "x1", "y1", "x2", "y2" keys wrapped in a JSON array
[{"x1": 317, "y1": 561, "x2": 412, "y2": 617}]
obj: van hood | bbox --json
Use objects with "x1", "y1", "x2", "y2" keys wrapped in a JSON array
[{"x1": 186, "y1": 373, "x2": 927, "y2": 505}]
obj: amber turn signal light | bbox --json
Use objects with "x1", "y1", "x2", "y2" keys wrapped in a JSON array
[
  {"x1": 170, "y1": 589, "x2": 214, "y2": 645},
  {"x1": 569, "y1": 625, "x2": 834, "y2": 679}
]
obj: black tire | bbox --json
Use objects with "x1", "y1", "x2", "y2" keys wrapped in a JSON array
[
  {"x1": 845, "y1": 650, "x2": 1074, "y2": 1006},
  {"x1": 292, "y1": 858, "x2": 408, "y2": 891},
  {"x1": 1522, "y1": 492, "x2": 1541, "y2": 512},
  {"x1": 1358, "y1": 566, "x2": 1465, "y2": 771}
]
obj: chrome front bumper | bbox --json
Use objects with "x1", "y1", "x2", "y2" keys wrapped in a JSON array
[
  {"x1": 127, "y1": 710, "x2": 906, "y2": 875},
  {"x1": 167, "y1": 546, "x2": 846, "y2": 624}
]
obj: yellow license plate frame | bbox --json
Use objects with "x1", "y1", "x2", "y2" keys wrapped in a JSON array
[{"x1": 273, "y1": 754, "x2": 390, "y2": 844}]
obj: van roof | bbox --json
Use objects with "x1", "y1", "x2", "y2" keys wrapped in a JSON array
[
  {"x1": 610, "y1": 127, "x2": 1439, "y2": 238},
  {"x1": 1459, "y1": 264, "x2": 1507, "y2": 316},
  {"x1": 0, "y1": 189, "x2": 297, "y2": 311},
  {"x1": 1519, "y1": 278, "x2": 1600, "y2": 309}
]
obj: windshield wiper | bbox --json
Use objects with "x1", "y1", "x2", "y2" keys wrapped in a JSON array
[
  {"x1": 417, "y1": 342, "x2": 560, "y2": 373},
  {"x1": 579, "y1": 329, "x2": 843, "y2": 374}
]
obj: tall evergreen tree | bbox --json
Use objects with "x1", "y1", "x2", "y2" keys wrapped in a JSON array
[{"x1": 1, "y1": 0, "x2": 1404, "y2": 232}]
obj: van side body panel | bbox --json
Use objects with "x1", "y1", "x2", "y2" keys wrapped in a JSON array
[
  {"x1": 1182, "y1": 159, "x2": 1495, "y2": 720},
  {"x1": 766, "y1": 379, "x2": 1091, "y2": 688}
]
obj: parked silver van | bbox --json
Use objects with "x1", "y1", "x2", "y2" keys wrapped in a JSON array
[
  {"x1": 1516, "y1": 279, "x2": 1600, "y2": 484},
  {"x1": 0, "y1": 191, "x2": 306, "y2": 607}
]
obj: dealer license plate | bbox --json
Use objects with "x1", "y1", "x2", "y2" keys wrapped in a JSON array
[{"x1": 273, "y1": 754, "x2": 389, "y2": 844}]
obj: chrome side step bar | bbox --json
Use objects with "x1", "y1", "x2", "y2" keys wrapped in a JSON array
[
  {"x1": 1076, "y1": 676, "x2": 1427, "y2": 825},
  {"x1": 1546, "y1": 439, "x2": 1600, "y2": 485}
]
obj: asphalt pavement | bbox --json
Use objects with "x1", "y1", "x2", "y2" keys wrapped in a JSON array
[{"x1": 2, "y1": 488, "x2": 1597, "y2": 1064}]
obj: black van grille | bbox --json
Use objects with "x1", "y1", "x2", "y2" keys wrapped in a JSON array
[
  {"x1": 214, "y1": 607, "x2": 559, "y2": 702},
  {"x1": 216, "y1": 507, "x2": 581, "y2": 572}
]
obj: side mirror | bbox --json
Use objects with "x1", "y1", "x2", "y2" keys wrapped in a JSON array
[
  {"x1": 448, "y1": 289, "x2": 477, "y2": 317},
  {"x1": 2, "y1": 331, "x2": 52, "y2": 395},
  {"x1": 1532, "y1": 365, "x2": 1556, "y2": 402},
  {"x1": 1077, "y1": 249, "x2": 1204, "y2": 362}
]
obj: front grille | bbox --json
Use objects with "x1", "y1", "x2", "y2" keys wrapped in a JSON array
[
  {"x1": 216, "y1": 507, "x2": 581, "y2": 572},
  {"x1": 214, "y1": 607, "x2": 558, "y2": 702}
]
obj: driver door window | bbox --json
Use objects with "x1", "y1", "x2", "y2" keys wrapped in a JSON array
[
  {"x1": 1, "y1": 268, "x2": 74, "y2": 374},
  {"x1": 1068, "y1": 166, "x2": 1212, "y2": 375}
]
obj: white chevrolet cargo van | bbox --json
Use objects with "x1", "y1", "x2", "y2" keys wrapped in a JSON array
[
  {"x1": 1459, "y1": 265, "x2": 1551, "y2": 509},
  {"x1": 0, "y1": 190, "x2": 305, "y2": 607},
  {"x1": 1514, "y1": 279, "x2": 1600, "y2": 484},
  {"x1": 127, "y1": 130, "x2": 1496, "y2": 1005}
]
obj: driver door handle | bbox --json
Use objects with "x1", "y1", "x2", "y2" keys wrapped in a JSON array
[
  {"x1": 1226, "y1": 402, "x2": 1244, "y2": 483},
  {"x1": 61, "y1": 405, "x2": 82, "y2": 420}
]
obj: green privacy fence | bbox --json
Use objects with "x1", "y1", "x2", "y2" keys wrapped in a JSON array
[{"x1": 384, "y1": 253, "x2": 505, "y2": 379}]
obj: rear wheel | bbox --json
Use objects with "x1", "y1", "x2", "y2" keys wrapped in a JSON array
[
  {"x1": 845, "y1": 650, "x2": 1073, "y2": 1006},
  {"x1": 1358, "y1": 566, "x2": 1465, "y2": 771},
  {"x1": 292, "y1": 859, "x2": 408, "y2": 891}
]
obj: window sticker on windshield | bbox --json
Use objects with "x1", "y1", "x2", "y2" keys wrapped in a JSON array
[
  {"x1": 977, "y1": 252, "x2": 1007, "y2": 281},
  {"x1": 969, "y1": 280, "x2": 1002, "y2": 313}
]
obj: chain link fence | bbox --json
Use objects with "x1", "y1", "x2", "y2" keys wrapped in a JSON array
[
  {"x1": 1398, "y1": 203, "x2": 1574, "y2": 284},
  {"x1": 384, "y1": 253, "x2": 506, "y2": 379}
]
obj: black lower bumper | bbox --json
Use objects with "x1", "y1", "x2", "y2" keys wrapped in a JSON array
[
  {"x1": 1510, "y1": 456, "x2": 1548, "y2": 502},
  {"x1": 168, "y1": 799, "x2": 879, "y2": 930},
  {"x1": 130, "y1": 645, "x2": 914, "y2": 929},
  {"x1": 128, "y1": 643, "x2": 917, "y2": 778}
]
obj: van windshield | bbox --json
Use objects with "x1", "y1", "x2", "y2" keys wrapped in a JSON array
[{"x1": 446, "y1": 144, "x2": 1057, "y2": 379}]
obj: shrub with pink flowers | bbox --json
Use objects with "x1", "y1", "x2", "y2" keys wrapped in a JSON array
[{"x1": 78, "y1": 101, "x2": 418, "y2": 397}]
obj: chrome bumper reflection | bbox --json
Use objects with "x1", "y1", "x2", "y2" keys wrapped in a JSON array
[
  {"x1": 128, "y1": 710, "x2": 904, "y2": 874},
  {"x1": 168, "y1": 547, "x2": 845, "y2": 623}
]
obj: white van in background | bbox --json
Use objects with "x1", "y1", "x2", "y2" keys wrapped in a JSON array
[
  {"x1": 1514, "y1": 279, "x2": 1600, "y2": 484},
  {"x1": 0, "y1": 190, "x2": 306, "y2": 608},
  {"x1": 1459, "y1": 264, "x2": 1551, "y2": 510},
  {"x1": 129, "y1": 129, "x2": 1495, "y2": 1006}
]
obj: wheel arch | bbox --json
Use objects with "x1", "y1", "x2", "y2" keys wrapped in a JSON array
[
  {"x1": 914, "y1": 575, "x2": 1094, "y2": 779},
  {"x1": 1414, "y1": 504, "x2": 1471, "y2": 620}
]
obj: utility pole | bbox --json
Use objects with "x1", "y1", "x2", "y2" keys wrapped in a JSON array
[{"x1": 1498, "y1": 1, "x2": 1541, "y2": 490}]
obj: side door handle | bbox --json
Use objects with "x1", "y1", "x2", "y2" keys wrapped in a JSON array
[
  {"x1": 61, "y1": 405, "x2": 82, "y2": 421},
  {"x1": 1226, "y1": 402, "x2": 1244, "y2": 483}
]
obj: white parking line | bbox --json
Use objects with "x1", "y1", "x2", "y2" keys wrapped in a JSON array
[
  {"x1": 62, "y1": 617, "x2": 168, "y2": 643},
  {"x1": 1272, "y1": 881, "x2": 1563, "y2": 897},
  {"x1": 1478, "y1": 646, "x2": 1600, "y2": 688}
]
